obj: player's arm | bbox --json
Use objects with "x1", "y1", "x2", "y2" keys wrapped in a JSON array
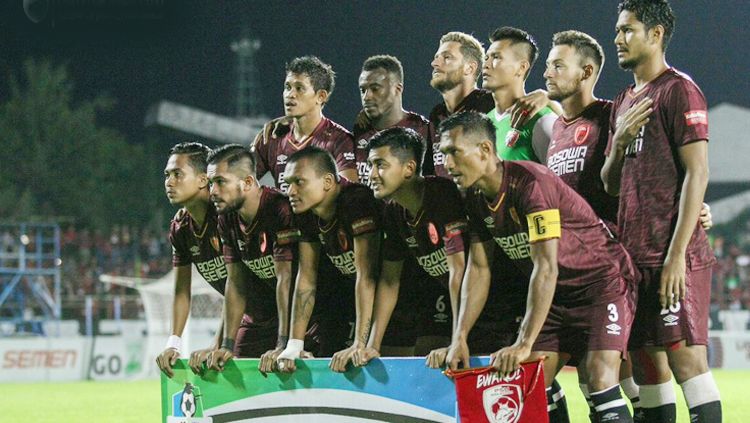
[
  {"x1": 491, "y1": 238, "x2": 558, "y2": 377},
  {"x1": 660, "y1": 141, "x2": 709, "y2": 308},
  {"x1": 330, "y1": 231, "x2": 380, "y2": 372},
  {"x1": 355, "y1": 259, "x2": 403, "y2": 366},
  {"x1": 207, "y1": 262, "x2": 249, "y2": 371},
  {"x1": 277, "y1": 241, "x2": 319, "y2": 372},
  {"x1": 446, "y1": 240, "x2": 494, "y2": 370},
  {"x1": 258, "y1": 259, "x2": 293, "y2": 373},
  {"x1": 339, "y1": 168, "x2": 359, "y2": 183},
  {"x1": 601, "y1": 98, "x2": 653, "y2": 195},
  {"x1": 426, "y1": 250, "x2": 466, "y2": 369},
  {"x1": 510, "y1": 89, "x2": 562, "y2": 127},
  {"x1": 156, "y1": 265, "x2": 191, "y2": 378}
]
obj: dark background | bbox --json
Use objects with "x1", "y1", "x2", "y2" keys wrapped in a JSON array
[{"x1": 1, "y1": 0, "x2": 747, "y2": 144}]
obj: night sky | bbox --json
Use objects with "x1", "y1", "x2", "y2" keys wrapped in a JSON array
[{"x1": 1, "y1": 0, "x2": 748, "y2": 144}]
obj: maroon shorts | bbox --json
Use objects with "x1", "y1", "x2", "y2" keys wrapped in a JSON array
[
  {"x1": 233, "y1": 314, "x2": 278, "y2": 358},
  {"x1": 381, "y1": 260, "x2": 425, "y2": 347},
  {"x1": 467, "y1": 273, "x2": 527, "y2": 355},
  {"x1": 533, "y1": 276, "x2": 635, "y2": 366},
  {"x1": 628, "y1": 266, "x2": 711, "y2": 349},
  {"x1": 414, "y1": 279, "x2": 452, "y2": 340}
]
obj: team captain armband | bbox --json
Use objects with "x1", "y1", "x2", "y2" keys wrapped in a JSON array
[
  {"x1": 526, "y1": 209, "x2": 561, "y2": 242},
  {"x1": 350, "y1": 217, "x2": 377, "y2": 236}
]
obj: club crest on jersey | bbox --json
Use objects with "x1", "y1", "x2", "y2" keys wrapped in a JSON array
[
  {"x1": 338, "y1": 228, "x2": 349, "y2": 251},
  {"x1": 427, "y1": 222, "x2": 440, "y2": 245},
  {"x1": 259, "y1": 232, "x2": 267, "y2": 254},
  {"x1": 483, "y1": 383, "x2": 523, "y2": 423},
  {"x1": 210, "y1": 236, "x2": 220, "y2": 252},
  {"x1": 574, "y1": 124, "x2": 590, "y2": 145},
  {"x1": 277, "y1": 154, "x2": 288, "y2": 165}
]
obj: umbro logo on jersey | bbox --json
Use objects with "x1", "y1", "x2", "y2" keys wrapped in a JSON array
[
  {"x1": 357, "y1": 139, "x2": 369, "y2": 149},
  {"x1": 663, "y1": 314, "x2": 679, "y2": 326},
  {"x1": 277, "y1": 154, "x2": 288, "y2": 165},
  {"x1": 601, "y1": 412, "x2": 619, "y2": 422},
  {"x1": 484, "y1": 216, "x2": 495, "y2": 227},
  {"x1": 606, "y1": 323, "x2": 621, "y2": 335},
  {"x1": 190, "y1": 246, "x2": 200, "y2": 256},
  {"x1": 405, "y1": 236, "x2": 418, "y2": 247}
]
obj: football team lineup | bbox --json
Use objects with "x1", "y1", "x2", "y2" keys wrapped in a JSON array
[{"x1": 155, "y1": 1, "x2": 722, "y2": 422}]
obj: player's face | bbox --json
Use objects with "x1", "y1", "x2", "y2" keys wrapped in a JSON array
[
  {"x1": 482, "y1": 40, "x2": 523, "y2": 91},
  {"x1": 283, "y1": 73, "x2": 322, "y2": 118},
  {"x1": 544, "y1": 45, "x2": 585, "y2": 102},
  {"x1": 359, "y1": 69, "x2": 401, "y2": 121},
  {"x1": 439, "y1": 128, "x2": 485, "y2": 189},
  {"x1": 367, "y1": 146, "x2": 408, "y2": 199},
  {"x1": 207, "y1": 162, "x2": 245, "y2": 214},
  {"x1": 283, "y1": 160, "x2": 327, "y2": 214},
  {"x1": 615, "y1": 11, "x2": 654, "y2": 70},
  {"x1": 431, "y1": 41, "x2": 466, "y2": 92},
  {"x1": 164, "y1": 154, "x2": 205, "y2": 205}
]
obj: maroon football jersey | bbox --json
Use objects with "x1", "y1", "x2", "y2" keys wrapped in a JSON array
[
  {"x1": 466, "y1": 161, "x2": 632, "y2": 296},
  {"x1": 218, "y1": 187, "x2": 300, "y2": 322},
  {"x1": 169, "y1": 205, "x2": 227, "y2": 294},
  {"x1": 296, "y1": 179, "x2": 382, "y2": 279},
  {"x1": 428, "y1": 89, "x2": 495, "y2": 178},
  {"x1": 547, "y1": 99, "x2": 619, "y2": 225},
  {"x1": 607, "y1": 68, "x2": 714, "y2": 269},
  {"x1": 254, "y1": 117, "x2": 356, "y2": 193},
  {"x1": 382, "y1": 176, "x2": 467, "y2": 286},
  {"x1": 352, "y1": 111, "x2": 432, "y2": 185}
]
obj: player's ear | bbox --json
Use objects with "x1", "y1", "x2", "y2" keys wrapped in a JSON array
[
  {"x1": 517, "y1": 60, "x2": 530, "y2": 79},
  {"x1": 404, "y1": 159, "x2": 417, "y2": 178},
  {"x1": 463, "y1": 60, "x2": 478, "y2": 79},
  {"x1": 394, "y1": 82, "x2": 404, "y2": 96},
  {"x1": 316, "y1": 90, "x2": 329, "y2": 106},
  {"x1": 582, "y1": 63, "x2": 595, "y2": 81},
  {"x1": 198, "y1": 173, "x2": 209, "y2": 189},
  {"x1": 323, "y1": 172, "x2": 336, "y2": 191},
  {"x1": 649, "y1": 24, "x2": 665, "y2": 48},
  {"x1": 480, "y1": 139, "x2": 494, "y2": 157},
  {"x1": 243, "y1": 174, "x2": 256, "y2": 190}
]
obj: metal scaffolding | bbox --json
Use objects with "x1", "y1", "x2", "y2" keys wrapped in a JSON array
[{"x1": 0, "y1": 223, "x2": 61, "y2": 336}]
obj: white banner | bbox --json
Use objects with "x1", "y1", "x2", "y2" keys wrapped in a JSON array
[
  {"x1": 0, "y1": 337, "x2": 88, "y2": 382},
  {"x1": 88, "y1": 336, "x2": 148, "y2": 380}
]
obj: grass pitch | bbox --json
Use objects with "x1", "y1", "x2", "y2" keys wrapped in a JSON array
[{"x1": 1, "y1": 370, "x2": 747, "y2": 422}]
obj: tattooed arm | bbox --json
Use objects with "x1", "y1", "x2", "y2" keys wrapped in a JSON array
[{"x1": 329, "y1": 231, "x2": 381, "y2": 372}]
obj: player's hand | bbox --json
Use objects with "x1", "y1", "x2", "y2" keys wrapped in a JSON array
[
  {"x1": 660, "y1": 254, "x2": 686, "y2": 309},
  {"x1": 352, "y1": 346, "x2": 380, "y2": 367},
  {"x1": 426, "y1": 346, "x2": 449, "y2": 369},
  {"x1": 187, "y1": 348, "x2": 213, "y2": 374},
  {"x1": 206, "y1": 348, "x2": 234, "y2": 372},
  {"x1": 330, "y1": 345, "x2": 361, "y2": 372},
  {"x1": 259, "y1": 348, "x2": 284, "y2": 374},
  {"x1": 699, "y1": 203, "x2": 712, "y2": 230},
  {"x1": 509, "y1": 89, "x2": 550, "y2": 128},
  {"x1": 612, "y1": 97, "x2": 653, "y2": 151},
  {"x1": 490, "y1": 342, "x2": 532, "y2": 378},
  {"x1": 156, "y1": 348, "x2": 180, "y2": 378},
  {"x1": 276, "y1": 349, "x2": 313, "y2": 373},
  {"x1": 446, "y1": 339, "x2": 471, "y2": 371}
]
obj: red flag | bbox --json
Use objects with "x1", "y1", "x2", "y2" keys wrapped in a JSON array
[{"x1": 447, "y1": 359, "x2": 548, "y2": 423}]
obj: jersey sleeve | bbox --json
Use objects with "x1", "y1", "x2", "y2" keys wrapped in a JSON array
[
  {"x1": 517, "y1": 175, "x2": 562, "y2": 244},
  {"x1": 295, "y1": 212, "x2": 320, "y2": 244},
  {"x1": 253, "y1": 132, "x2": 270, "y2": 180},
  {"x1": 465, "y1": 192, "x2": 494, "y2": 244},
  {"x1": 667, "y1": 79, "x2": 709, "y2": 146},
  {"x1": 217, "y1": 215, "x2": 240, "y2": 264},
  {"x1": 604, "y1": 93, "x2": 624, "y2": 157},
  {"x1": 343, "y1": 185, "x2": 381, "y2": 237},
  {"x1": 531, "y1": 112, "x2": 557, "y2": 161},
  {"x1": 332, "y1": 131, "x2": 357, "y2": 172},
  {"x1": 169, "y1": 216, "x2": 193, "y2": 267},
  {"x1": 272, "y1": 196, "x2": 300, "y2": 262},
  {"x1": 437, "y1": 181, "x2": 468, "y2": 255}
]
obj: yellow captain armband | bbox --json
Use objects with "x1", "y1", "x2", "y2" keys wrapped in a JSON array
[{"x1": 526, "y1": 209, "x2": 561, "y2": 242}]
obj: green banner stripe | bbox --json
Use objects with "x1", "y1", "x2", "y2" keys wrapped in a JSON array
[{"x1": 211, "y1": 406, "x2": 444, "y2": 423}]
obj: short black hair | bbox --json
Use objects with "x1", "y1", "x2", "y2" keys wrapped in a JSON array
[
  {"x1": 362, "y1": 55, "x2": 403, "y2": 83},
  {"x1": 286, "y1": 56, "x2": 336, "y2": 96},
  {"x1": 367, "y1": 127, "x2": 425, "y2": 174},
  {"x1": 552, "y1": 30, "x2": 605, "y2": 73},
  {"x1": 439, "y1": 111, "x2": 496, "y2": 149},
  {"x1": 287, "y1": 146, "x2": 339, "y2": 180},
  {"x1": 618, "y1": 0, "x2": 675, "y2": 51},
  {"x1": 169, "y1": 142, "x2": 211, "y2": 173},
  {"x1": 206, "y1": 144, "x2": 256, "y2": 176},
  {"x1": 489, "y1": 26, "x2": 539, "y2": 79}
]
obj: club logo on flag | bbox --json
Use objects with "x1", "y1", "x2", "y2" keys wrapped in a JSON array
[
  {"x1": 574, "y1": 124, "x2": 590, "y2": 145},
  {"x1": 428, "y1": 222, "x2": 440, "y2": 245},
  {"x1": 483, "y1": 384, "x2": 523, "y2": 423}
]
